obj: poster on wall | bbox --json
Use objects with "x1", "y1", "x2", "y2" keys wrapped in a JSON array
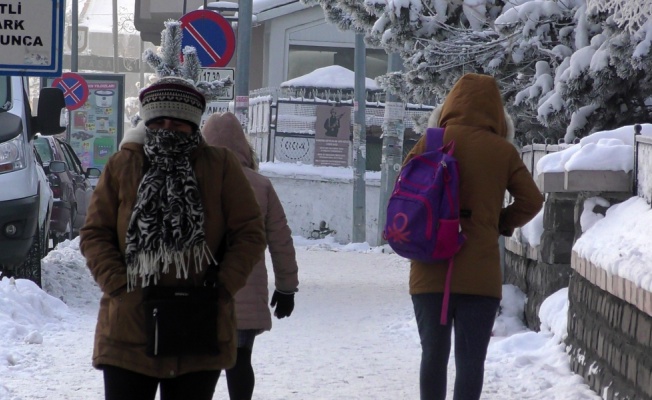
[
  {"x1": 314, "y1": 104, "x2": 351, "y2": 167},
  {"x1": 44, "y1": 73, "x2": 125, "y2": 171}
]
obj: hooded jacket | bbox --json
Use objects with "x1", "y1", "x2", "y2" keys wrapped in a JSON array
[
  {"x1": 202, "y1": 112, "x2": 299, "y2": 331},
  {"x1": 405, "y1": 73, "x2": 543, "y2": 299},
  {"x1": 79, "y1": 122, "x2": 266, "y2": 377}
]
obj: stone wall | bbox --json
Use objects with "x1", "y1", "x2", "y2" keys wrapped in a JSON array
[
  {"x1": 503, "y1": 133, "x2": 652, "y2": 399},
  {"x1": 567, "y1": 269, "x2": 652, "y2": 400},
  {"x1": 503, "y1": 192, "x2": 575, "y2": 330}
]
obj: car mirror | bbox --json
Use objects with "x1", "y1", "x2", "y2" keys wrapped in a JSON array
[
  {"x1": 48, "y1": 160, "x2": 67, "y2": 173},
  {"x1": 86, "y1": 167, "x2": 102, "y2": 178}
]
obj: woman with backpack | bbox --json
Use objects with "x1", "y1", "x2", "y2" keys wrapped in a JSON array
[{"x1": 405, "y1": 73, "x2": 544, "y2": 400}]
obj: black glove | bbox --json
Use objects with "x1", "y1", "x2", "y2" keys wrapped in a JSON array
[{"x1": 270, "y1": 290, "x2": 295, "y2": 319}]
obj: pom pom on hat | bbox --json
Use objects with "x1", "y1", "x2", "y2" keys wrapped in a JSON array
[{"x1": 139, "y1": 77, "x2": 206, "y2": 130}]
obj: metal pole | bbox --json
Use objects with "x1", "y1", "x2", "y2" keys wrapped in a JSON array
[
  {"x1": 235, "y1": 0, "x2": 252, "y2": 131},
  {"x1": 112, "y1": 0, "x2": 118, "y2": 73},
  {"x1": 139, "y1": 39, "x2": 145, "y2": 89},
  {"x1": 71, "y1": 0, "x2": 78, "y2": 71},
  {"x1": 352, "y1": 33, "x2": 366, "y2": 243},
  {"x1": 377, "y1": 52, "x2": 404, "y2": 245},
  {"x1": 633, "y1": 124, "x2": 642, "y2": 195}
]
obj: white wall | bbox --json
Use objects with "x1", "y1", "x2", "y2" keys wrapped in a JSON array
[
  {"x1": 260, "y1": 170, "x2": 382, "y2": 245},
  {"x1": 263, "y1": 6, "x2": 356, "y2": 88}
]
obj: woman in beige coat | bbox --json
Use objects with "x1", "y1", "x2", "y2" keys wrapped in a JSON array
[
  {"x1": 405, "y1": 74, "x2": 544, "y2": 400},
  {"x1": 80, "y1": 78, "x2": 266, "y2": 400},
  {"x1": 202, "y1": 112, "x2": 299, "y2": 400}
]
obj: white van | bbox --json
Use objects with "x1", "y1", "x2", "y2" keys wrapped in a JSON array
[{"x1": 0, "y1": 75, "x2": 65, "y2": 286}]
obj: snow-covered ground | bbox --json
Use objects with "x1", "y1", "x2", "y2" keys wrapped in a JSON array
[{"x1": 0, "y1": 237, "x2": 600, "y2": 400}]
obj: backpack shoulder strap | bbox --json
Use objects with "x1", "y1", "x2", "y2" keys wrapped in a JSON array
[{"x1": 425, "y1": 127, "x2": 445, "y2": 152}]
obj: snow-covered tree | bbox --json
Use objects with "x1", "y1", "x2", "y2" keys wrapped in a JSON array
[
  {"x1": 142, "y1": 20, "x2": 232, "y2": 100},
  {"x1": 304, "y1": 0, "x2": 652, "y2": 143},
  {"x1": 587, "y1": 0, "x2": 652, "y2": 33}
]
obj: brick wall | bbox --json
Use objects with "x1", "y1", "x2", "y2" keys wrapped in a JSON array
[
  {"x1": 504, "y1": 135, "x2": 652, "y2": 399},
  {"x1": 567, "y1": 271, "x2": 652, "y2": 400}
]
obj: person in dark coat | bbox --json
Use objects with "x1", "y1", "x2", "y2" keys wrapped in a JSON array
[
  {"x1": 203, "y1": 112, "x2": 299, "y2": 400},
  {"x1": 404, "y1": 73, "x2": 544, "y2": 400},
  {"x1": 80, "y1": 77, "x2": 266, "y2": 400}
]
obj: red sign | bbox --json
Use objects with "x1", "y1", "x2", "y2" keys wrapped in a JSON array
[
  {"x1": 180, "y1": 10, "x2": 236, "y2": 68},
  {"x1": 52, "y1": 73, "x2": 89, "y2": 110}
]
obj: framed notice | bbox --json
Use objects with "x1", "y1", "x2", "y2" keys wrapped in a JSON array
[
  {"x1": 44, "y1": 73, "x2": 125, "y2": 170},
  {"x1": 314, "y1": 105, "x2": 351, "y2": 167}
]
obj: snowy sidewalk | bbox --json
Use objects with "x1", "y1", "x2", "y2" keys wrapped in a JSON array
[{"x1": 0, "y1": 238, "x2": 599, "y2": 399}]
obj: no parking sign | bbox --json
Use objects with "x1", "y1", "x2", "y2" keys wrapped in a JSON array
[
  {"x1": 180, "y1": 10, "x2": 236, "y2": 68},
  {"x1": 52, "y1": 72, "x2": 89, "y2": 110}
]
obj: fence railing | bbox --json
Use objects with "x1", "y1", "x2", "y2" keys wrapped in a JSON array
[{"x1": 248, "y1": 97, "x2": 432, "y2": 170}]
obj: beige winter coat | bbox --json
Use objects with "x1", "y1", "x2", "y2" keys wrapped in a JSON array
[
  {"x1": 202, "y1": 112, "x2": 299, "y2": 331},
  {"x1": 405, "y1": 73, "x2": 544, "y2": 299},
  {"x1": 79, "y1": 122, "x2": 266, "y2": 378}
]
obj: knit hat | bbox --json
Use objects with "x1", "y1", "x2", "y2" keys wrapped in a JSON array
[{"x1": 139, "y1": 77, "x2": 206, "y2": 130}]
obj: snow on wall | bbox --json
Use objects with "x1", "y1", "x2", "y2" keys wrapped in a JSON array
[
  {"x1": 260, "y1": 169, "x2": 381, "y2": 245},
  {"x1": 636, "y1": 136, "x2": 652, "y2": 205}
]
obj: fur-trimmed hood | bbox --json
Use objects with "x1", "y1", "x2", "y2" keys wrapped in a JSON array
[{"x1": 119, "y1": 121, "x2": 147, "y2": 149}]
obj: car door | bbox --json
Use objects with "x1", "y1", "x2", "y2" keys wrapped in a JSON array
[{"x1": 57, "y1": 139, "x2": 93, "y2": 231}]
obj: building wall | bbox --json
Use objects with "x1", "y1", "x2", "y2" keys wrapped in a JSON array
[
  {"x1": 259, "y1": 170, "x2": 382, "y2": 246},
  {"x1": 261, "y1": 6, "x2": 357, "y2": 89}
]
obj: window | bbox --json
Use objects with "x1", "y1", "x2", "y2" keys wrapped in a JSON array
[
  {"x1": 288, "y1": 45, "x2": 388, "y2": 81},
  {"x1": 59, "y1": 140, "x2": 83, "y2": 174},
  {"x1": 34, "y1": 137, "x2": 54, "y2": 164}
]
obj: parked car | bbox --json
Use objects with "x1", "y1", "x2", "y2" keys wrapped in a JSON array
[
  {"x1": 0, "y1": 76, "x2": 65, "y2": 287},
  {"x1": 33, "y1": 135, "x2": 101, "y2": 248},
  {"x1": 33, "y1": 147, "x2": 53, "y2": 255}
]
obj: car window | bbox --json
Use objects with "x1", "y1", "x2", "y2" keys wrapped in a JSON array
[
  {"x1": 58, "y1": 140, "x2": 83, "y2": 174},
  {"x1": 33, "y1": 147, "x2": 44, "y2": 166},
  {"x1": 34, "y1": 137, "x2": 54, "y2": 164}
]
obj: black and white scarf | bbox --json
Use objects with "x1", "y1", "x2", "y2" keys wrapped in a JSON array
[{"x1": 125, "y1": 127, "x2": 215, "y2": 290}]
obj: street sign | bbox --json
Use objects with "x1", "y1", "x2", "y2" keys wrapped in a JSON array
[
  {"x1": 180, "y1": 10, "x2": 235, "y2": 68},
  {"x1": 52, "y1": 73, "x2": 89, "y2": 111},
  {"x1": 0, "y1": 0, "x2": 64, "y2": 77},
  {"x1": 200, "y1": 67, "x2": 234, "y2": 100}
]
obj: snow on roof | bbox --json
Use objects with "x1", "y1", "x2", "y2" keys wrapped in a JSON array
[
  {"x1": 251, "y1": 0, "x2": 300, "y2": 14},
  {"x1": 280, "y1": 65, "x2": 380, "y2": 91}
]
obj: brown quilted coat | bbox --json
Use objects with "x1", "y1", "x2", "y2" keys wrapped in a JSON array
[
  {"x1": 202, "y1": 112, "x2": 299, "y2": 331},
  {"x1": 79, "y1": 122, "x2": 266, "y2": 378},
  {"x1": 405, "y1": 73, "x2": 544, "y2": 299}
]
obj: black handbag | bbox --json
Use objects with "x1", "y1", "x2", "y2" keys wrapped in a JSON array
[
  {"x1": 143, "y1": 245, "x2": 225, "y2": 357},
  {"x1": 143, "y1": 284, "x2": 220, "y2": 357}
]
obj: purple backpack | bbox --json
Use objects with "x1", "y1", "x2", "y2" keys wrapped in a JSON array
[{"x1": 383, "y1": 127, "x2": 466, "y2": 324}]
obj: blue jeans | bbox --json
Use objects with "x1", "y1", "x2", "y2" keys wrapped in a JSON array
[{"x1": 412, "y1": 293, "x2": 500, "y2": 400}]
